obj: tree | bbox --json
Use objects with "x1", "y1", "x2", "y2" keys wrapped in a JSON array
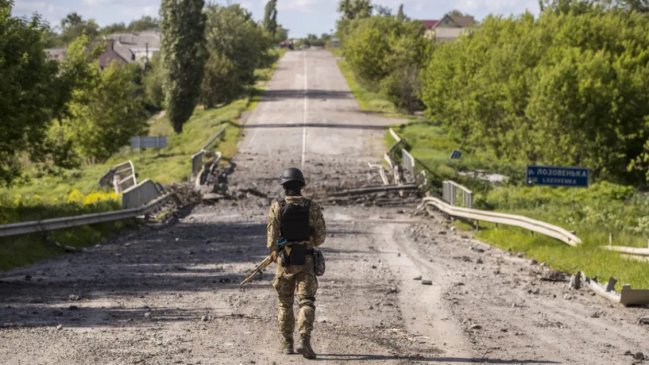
[
  {"x1": 60, "y1": 12, "x2": 100, "y2": 44},
  {"x1": 127, "y1": 16, "x2": 159, "y2": 31},
  {"x1": 0, "y1": 1, "x2": 69, "y2": 184},
  {"x1": 374, "y1": 5, "x2": 392, "y2": 16},
  {"x1": 201, "y1": 4, "x2": 272, "y2": 107},
  {"x1": 160, "y1": 0, "x2": 207, "y2": 133},
  {"x1": 263, "y1": 0, "x2": 278, "y2": 36},
  {"x1": 338, "y1": 0, "x2": 373, "y2": 20},
  {"x1": 397, "y1": 4, "x2": 407, "y2": 21},
  {"x1": 60, "y1": 60, "x2": 148, "y2": 162}
]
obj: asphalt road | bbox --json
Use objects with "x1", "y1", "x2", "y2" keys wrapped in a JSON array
[{"x1": 0, "y1": 49, "x2": 647, "y2": 365}]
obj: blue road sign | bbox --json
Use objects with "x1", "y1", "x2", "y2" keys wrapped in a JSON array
[
  {"x1": 527, "y1": 165, "x2": 589, "y2": 188},
  {"x1": 449, "y1": 150, "x2": 462, "y2": 159}
]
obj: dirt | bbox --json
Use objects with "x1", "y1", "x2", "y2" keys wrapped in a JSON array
[{"x1": 1, "y1": 49, "x2": 648, "y2": 365}]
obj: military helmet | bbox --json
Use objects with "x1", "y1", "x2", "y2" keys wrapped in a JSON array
[{"x1": 280, "y1": 167, "x2": 305, "y2": 186}]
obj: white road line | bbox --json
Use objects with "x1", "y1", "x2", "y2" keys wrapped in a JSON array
[{"x1": 301, "y1": 52, "x2": 308, "y2": 167}]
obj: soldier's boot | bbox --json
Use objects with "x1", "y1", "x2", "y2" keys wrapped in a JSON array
[
  {"x1": 296, "y1": 335, "x2": 316, "y2": 359},
  {"x1": 280, "y1": 338, "x2": 294, "y2": 355}
]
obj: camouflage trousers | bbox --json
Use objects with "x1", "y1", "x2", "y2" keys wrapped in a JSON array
[{"x1": 272, "y1": 270, "x2": 318, "y2": 343}]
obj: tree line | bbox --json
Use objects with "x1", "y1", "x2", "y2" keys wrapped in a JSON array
[
  {"x1": 337, "y1": 0, "x2": 649, "y2": 185},
  {"x1": 0, "y1": 0, "x2": 284, "y2": 185}
]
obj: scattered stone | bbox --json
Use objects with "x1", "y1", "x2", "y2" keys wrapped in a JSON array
[
  {"x1": 634, "y1": 352, "x2": 645, "y2": 361},
  {"x1": 541, "y1": 271, "x2": 568, "y2": 282},
  {"x1": 529, "y1": 259, "x2": 538, "y2": 265},
  {"x1": 24, "y1": 275, "x2": 32, "y2": 281},
  {"x1": 438, "y1": 231, "x2": 447, "y2": 235},
  {"x1": 387, "y1": 287, "x2": 399, "y2": 294},
  {"x1": 68, "y1": 305, "x2": 79, "y2": 311},
  {"x1": 517, "y1": 253, "x2": 524, "y2": 258},
  {"x1": 570, "y1": 273, "x2": 582, "y2": 289},
  {"x1": 201, "y1": 315, "x2": 208, "y2": 322},
  {"x1": 371, "y1": 265, "x2": 377, "y2": 269},
  {"x1": 413, "y1": 276, "x2": 422, "y2": 281},
  {"x1": 56, "y1": 324, "x2": 63, "y2": 330},
  {"x1": 421, "y1": 280, "x2": 433, "y2": 286},
  {"x1": 454, "y1": 282, "x2": 465, "y2": 286},
  {"x1": 476, "y1": 258, "x2": 484, "y2": 264},
  {"x1": 591, "y1": 312, "x2": 602, "y2": 319},
  {"x1": 68, "y1": 294, "x2": 80, "y2": 301},
  {"x1": 470, "y1": 324, "x2": 482, "y2": 330},
  {"x1": 144, "y1": 312, "x2": 151, "y2": 319},
  {"x1": 471, "y1": 247, "x2": 485, "y2": 253},
  {"x1": 639, "y1": 317, "x2": 649, "y2": 326}
]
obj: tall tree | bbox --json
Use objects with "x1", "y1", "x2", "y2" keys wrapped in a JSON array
[
  {"x1": 160, "y1": 0, "x2": 207, "y2": 133},
  {"x1": 201, "y1": 4, "x2": 272, "y2": 107},
  {"x1": 338, "y1": 0, "x2": 373, "y2": 20},
  {"x1": 0, "y1": 1, "x2": 70, "y2": 184},
  {"x1": 397, "y1": 4, "x2": 407, "y2": 21},
  {"x1": 60, "y1": 12, "x2": 100, "y2": 44},
  {"x1": 263, "y1": 0, "x2": 278, "y2": 36}
]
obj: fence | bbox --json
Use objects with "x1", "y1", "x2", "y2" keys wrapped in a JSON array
[
  {"x1": 99, "y1": 161, "x2": 136, "y2": 193},
  {"x1": 191, "y1": 126, "x2": 226, "y2": 181},
  {"x1": 122, "y1": 179, "x2": 162, "y2": 209},
  {"x1": 442, "y1": 180, "x2": 473, "y2": 209}
]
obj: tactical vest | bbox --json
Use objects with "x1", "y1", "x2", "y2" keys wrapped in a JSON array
[{"x1": 279, "y1": 199, "x2": 311, "y2": 242}]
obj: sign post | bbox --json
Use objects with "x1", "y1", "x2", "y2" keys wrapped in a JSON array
[{"x1": 526, "y1": 165, "x2": 589, "y2": 188}]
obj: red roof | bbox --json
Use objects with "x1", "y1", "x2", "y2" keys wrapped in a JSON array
[{"x1": 420, "y1": 20, "x2": 439, "y2": 29}]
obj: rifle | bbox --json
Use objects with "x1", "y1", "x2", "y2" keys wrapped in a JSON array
[{"x1": 239, "y1": 255, "x2": 274, "y2": 288}]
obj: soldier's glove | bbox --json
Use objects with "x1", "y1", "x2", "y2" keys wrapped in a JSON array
[{"x1": 270, "y1": 251, "x2": 279, "y2": 263}]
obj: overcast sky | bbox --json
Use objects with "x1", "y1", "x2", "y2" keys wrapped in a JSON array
[{"x1": 12, "y1": 0, "x2": 541, "y2": 38}]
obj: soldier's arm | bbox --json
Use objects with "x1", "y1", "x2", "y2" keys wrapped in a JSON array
[
  {"x1": 267, "y1": 201, "x2": 281, "y2": 252},
  {"x1": 310, "y1": 200, "x2": 326, "y2": 247}
]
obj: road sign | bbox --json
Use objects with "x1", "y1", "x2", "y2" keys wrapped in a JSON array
[
  {"x1": 527, "y1": 165, "x2": 589, "y2": 188},
  {"x1": 130, "y1": 136, "x2": 167, "y2": 149},
  {"x1": 449, "y1": 150, "x2": 462, "y2": 159}
]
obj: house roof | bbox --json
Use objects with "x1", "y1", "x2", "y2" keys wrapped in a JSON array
[
  {"x1": 98, "y1": 39, "x2": 131, "y2": 68},
  {"x1": 106, "y1": 31, "x2": 161, "y2": 49},
  {"x1": 420, "y1": 20, "x2": 440, "y2": 29},
  {"x1": 446, "y1": 15, "x2": 476, "y2": 28}
]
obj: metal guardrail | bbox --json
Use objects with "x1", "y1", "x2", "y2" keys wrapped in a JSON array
[
  {"x1": 191, "y1": 126, "x2": 226, "y2": 180},
  {"x1": 575, "y1": 272, "x2": 649, "y2": 307},
  {"x1": 422, "y1": 196, "x2": 582, "y2": 247},
  {"x1": 401, "y1": 149, "x2": 415, "y2": 180},
  {"x1": 122, "y1": 179, "x2": 162, "y2": 209},
  {"x1": 201, "y1": 126, "x2": 226, "y2": 151},
  {"x1": 0, "y1": 193, "x2": 178, "y2": 238},
  {"x1": 99, "y1": 160, "x2": 137, "y2": 193},
  {"x1": 442, "y1": 180, "x2": 473, "y2": 209},
  {"x1": 602, "y1": 245, "x2": 649, "y2": 256}
]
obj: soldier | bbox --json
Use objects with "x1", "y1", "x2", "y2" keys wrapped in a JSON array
[{"x1": 267, "y1": 167, "x2": 326, "y2": 359}]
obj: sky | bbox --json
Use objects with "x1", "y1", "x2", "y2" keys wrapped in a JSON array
[{"x1": 12, "y1": 0, "x2": 541, "y2": 38}]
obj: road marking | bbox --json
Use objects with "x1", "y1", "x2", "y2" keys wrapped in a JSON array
[{"x1": 301, "y1": 52, "x2": 308, "y2": 167}]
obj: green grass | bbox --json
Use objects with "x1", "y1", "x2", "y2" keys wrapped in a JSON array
[
  {"x1": 0, "y1": 51, "x2": 285, "y2": 272},
  {"x1": 390, "y1": 122, "x2": 649, "y2": 290}
]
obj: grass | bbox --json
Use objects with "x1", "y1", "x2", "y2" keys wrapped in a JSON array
[
  {"x1": 0, "y1": 50, "x2": 285, "y2": 272},
  {"x1": 390, "y1": 121, "x2": 649, "y2": 290}
]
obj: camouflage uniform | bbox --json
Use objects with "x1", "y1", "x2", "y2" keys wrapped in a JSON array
[{"x1": 267, "y1": 196, "x2": 326, "y2": 348}]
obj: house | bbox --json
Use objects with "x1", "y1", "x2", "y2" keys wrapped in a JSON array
[
  {"x1": 45, "y1": 30, "x2": 161, "y2": 67},
  {"x1": 98, "y1": 39, "x2": 132, "y2": 69},
  {"x1": 105, "y1": 31, "x2": 160, "y2": 64},
  {"x1": 419, "y1": 14, "x2": 476, "y2": 43}
]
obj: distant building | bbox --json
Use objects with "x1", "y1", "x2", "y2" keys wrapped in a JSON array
[
  {"x1": 105, "y1": 31, "x2": 160, "y2": 64},
  {"x1": 45, "y1": 30, "x2": 161, "y2": 67},
  {"x1": 419, "y1": 14, "x2": 476, "y2": 43}
]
